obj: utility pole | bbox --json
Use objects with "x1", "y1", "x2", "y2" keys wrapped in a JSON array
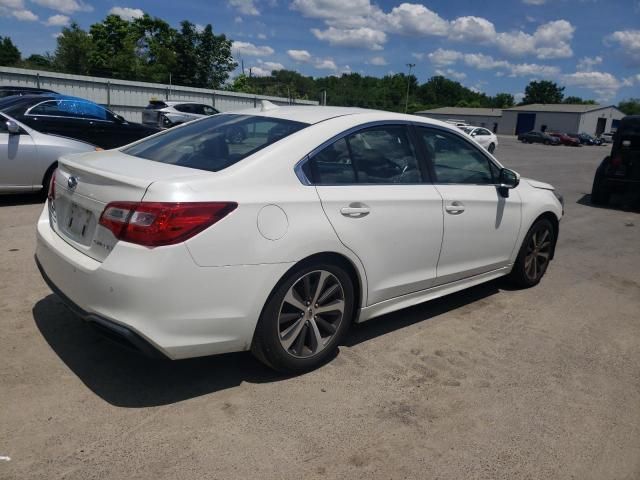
[{"x1": 405, "y1": 63, "x2": 415, "y2": 113}]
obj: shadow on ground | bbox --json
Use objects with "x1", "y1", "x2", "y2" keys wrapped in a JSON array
[
  {"x1": 577, "y1": 193, "x2": 640, "y2": 213},
  {"x1": 0, "y1": 193, "x2": 44, "y2": 207},
  {"x1": 34, "y1": 281, "x2": 501, "y2": 408}
]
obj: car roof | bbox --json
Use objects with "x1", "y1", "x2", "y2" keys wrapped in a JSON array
[{"x1": 227, "y1": 105, "x2": 450, "y2": 126}]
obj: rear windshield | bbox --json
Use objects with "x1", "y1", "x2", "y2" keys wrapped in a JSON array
[{"x1": 123, "y1": 114, "x2": 309, "y2": 172}]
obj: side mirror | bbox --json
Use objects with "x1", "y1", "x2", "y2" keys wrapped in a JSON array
[
  {"x1": 114, "y1": 114, "x2": 126, "y2": 123},
  {"x1": 6, "y1": 120, "x2": 20, "y2": 134},
  {"x1": 498, "y1": 168, "x2": 520, "y2": 197},
  {"x1": 470, "y1": 132, "x2": 477, "y2": 137}
]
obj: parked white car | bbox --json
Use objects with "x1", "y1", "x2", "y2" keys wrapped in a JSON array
[
  {"x1": 142, "y1": 100, "x2": 219, "y2": 129},
  {"x1": 460, "y1": 126, "x2": 499, "y2": 153},
  {"x1": 35, "y1": 105, "x2": 563, "y2": 372},
  {"x1": 1, "y1": 112, "x2": 97, "y2": 195}
]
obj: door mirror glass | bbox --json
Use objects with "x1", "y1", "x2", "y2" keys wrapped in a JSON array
[
  {"x1": 499, "y1": 168, "x2": 520, "y2": 189},
  {"x1": 6, "y1": 120, "x2": 20, "y2": 134},
  {"x1": 114, "y1": 114, "x2": 126, "y2": 123}
]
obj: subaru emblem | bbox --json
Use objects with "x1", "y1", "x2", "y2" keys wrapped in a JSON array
[{"x1": 67, "y1": 176, "x2": 78, "y2": 189}]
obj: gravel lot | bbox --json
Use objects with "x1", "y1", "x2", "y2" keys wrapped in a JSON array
[{"x1": 1, "y1": 136, "x2": 639, "y2": 480}]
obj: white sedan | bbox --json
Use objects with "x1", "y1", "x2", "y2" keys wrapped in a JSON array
[
  {"x1": 460, "y1": 126, "x2": 499, "y2": 153},
  {"x1": 1, "y1": 112, "x2": 96, "y2": 195},
  {"x1": 35, "y1": 105, "x2": 563, "y2": 372}
]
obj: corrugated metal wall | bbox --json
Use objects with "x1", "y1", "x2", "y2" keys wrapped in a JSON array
[{"x1": 0, "y1": 66, "x2": 318, "y2": 122}]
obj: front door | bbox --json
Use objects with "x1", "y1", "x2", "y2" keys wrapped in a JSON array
[
  {"x1": 415, "y1": 126, "x2": 521, "y2": 284},
  {"x1": 307, "y1": 124, "x2": 444, "y2": 305},
  {"x1": 0, "y1": 117, "x2": 38, "y2": 191}
]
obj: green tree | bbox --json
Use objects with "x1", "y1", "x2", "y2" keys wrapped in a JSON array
[
  {"x1": 563, "y1": 96, "x2": 596, "y2": 104},
  {"x1": 618, "y1": 98, "x2": 640, "y2": 115},
  {"x1": 23, "y1": 53, "x2": 53, "y2": 69},
  {"x1": 0, "y1": 36, "x2": 21, "y2": 66},
  {"x1": 490, "y1": 93, "x2": 515, "y2": 108},
  {"x1": 89, "y1": 14, "x2": 136, "y2": 78},
  {"x1": 173, "y1": 21, "x2": 199, "y2": 86},
  {"x1": 53, "y1": 22, "x2": 92, "y2": 74},
  {"x1": 195, "y1": 25, "x2": 236, "y2": 88},
  {"x1": 521, "y1": 80, "x2": 565, "y2": 105}
]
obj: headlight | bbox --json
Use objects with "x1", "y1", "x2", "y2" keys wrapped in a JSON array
[{"x1": 553, "y1": 190, "x2": 564, "y2": 207}]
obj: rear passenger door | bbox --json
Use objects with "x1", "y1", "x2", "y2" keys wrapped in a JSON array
[{"x1": 304, "y1": 124, "x2": 444, "y2": 305}]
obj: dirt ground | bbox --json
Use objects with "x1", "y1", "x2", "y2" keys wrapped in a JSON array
[{"x1": 1, "y1": 136, "x2": 639, "y2": 480}]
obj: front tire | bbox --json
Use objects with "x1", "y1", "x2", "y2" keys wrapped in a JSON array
[
  {"x1": 508, "y1": 218, "x2": 555, "y2": 288},
  {"x1": 252, "y1": 263, "x2": 355, "y2": 373},
  {"x1": 488, "y1": 143, "x2": 496, "y2": 153}
]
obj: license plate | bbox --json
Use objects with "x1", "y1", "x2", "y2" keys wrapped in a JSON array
[{"x1": 67, "y1": 203, "x2": 93, "y2": 238}]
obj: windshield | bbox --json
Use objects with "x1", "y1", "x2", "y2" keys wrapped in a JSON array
[{"x1": 123, "y1": 114, "x2": 309, "y2": 172}]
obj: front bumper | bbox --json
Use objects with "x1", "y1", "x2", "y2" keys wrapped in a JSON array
[{"x1": 35, "y1": 203, "x2": 293, "y2": 359}]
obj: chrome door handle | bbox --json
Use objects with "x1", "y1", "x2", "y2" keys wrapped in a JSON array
[
  {"x1": 445, "y1": 201, "x2": 465, "y2": 214},
  {"x1": 340, "y1": 206, "x2": 370, "y2": 217}
]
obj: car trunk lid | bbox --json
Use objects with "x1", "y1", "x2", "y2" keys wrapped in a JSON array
[{"x1": 50, "y1": 150, "x2": 210, "y2": 262}]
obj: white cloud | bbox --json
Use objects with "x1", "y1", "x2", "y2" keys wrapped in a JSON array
[
  {"x1": 522, "y1": 0, "x2": 546, "y2": 4},
  {"x1": 435, "y1": 68, "x2": 466, "y2": 80},
  {"x1": 606, "y1": 30, "x2": 640, "y2": 65},
  {"x1": 0, "y1": 0, "x2": 24, "y2": 7},
  {"x1": 232, "y1": 41, "x2": 274, "y2": 56},
  {"x1": 257, "y1": 33, "x2": 267, "y2": 39},
  {"x1": 228, "y1": 0, "x2": 259, "y2": 16},
  {"x1": 45, "y1": 13, "x2": 69, "y2": 25},
  {"x1": 291, "y1": 0, "x2": 373, "y2": 20},
  {"x1": 427, "y1": 48, "x2": 463, "y2": 66},
  {"x1": 562, "y1": 71, "x2": 623, "y2": 101},
  {"x1": 314, "y1": 58, "x2": 337, "y2": 70},
  {"x1": 250, "y1": 60, "x2": 285, "y2": 76},
  {"x1": 577, "y1": 56, "x2": 603, "y2": 72},
  {"x1": 12, "y1": 8, "x2": 37, "y2": 20},
  {"x1": 368, "y1": 56, "x2": 387, "y2": 66},
  {"x1": 31, "y1": 0, "x2": 92, "y2": 14},
  {"x1": 311, "y1": 26, "x2": 386, "y2": 50},
  {"x1": 496, "y1": 20, "x2": 574, "y2": 59},
  {"x1": 427, "y1": 48, "x2": 560, "y2": 79},
  {"x1": 384, "y1": 3, "x2": 449, "y2": 36},
  {"x1": 108, "y1": 7, "x2": 143, "y2": 20},
  {"x1": 449, "y1": 16, "x2": 496, "y2": 43},
  {"x1": 234, "y1": 16, "x2": 243, "y2": 23},
  {"x1": 287, "y1": 49, "x2": 312, "y2": 62},
  {"x1": 411, "y1": 52, "x2": 424, "y2": 60}
]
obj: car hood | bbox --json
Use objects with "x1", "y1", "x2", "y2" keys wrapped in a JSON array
[{"x1": 524, "y1": 178, "x2": 554, "y2": 191}]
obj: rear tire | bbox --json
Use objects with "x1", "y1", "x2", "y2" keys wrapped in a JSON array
[
  {"x1": 544, "y1": 140, "x2": 550, "y2": 145},
  {"x1": 590, "y1": 171, "x2": 610, "y2": 205},
  {"x1": 508, "y1": 218, "x2": 555, "y2": 288},
  {"x1": 252, "y1": 262, "x2": 355, "y2": 373}
]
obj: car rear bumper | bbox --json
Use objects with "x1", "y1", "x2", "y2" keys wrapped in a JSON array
[{"x1": 35, "y1": 203, "x2": 294, "y2": 360}]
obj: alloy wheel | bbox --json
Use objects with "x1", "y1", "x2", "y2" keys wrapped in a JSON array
[
  {"x1": 278, "y1": 270, "x2": 345, "y2": 358},
  {"x1": 524, "y1": 227, "x2": 552, "y2": 281}
]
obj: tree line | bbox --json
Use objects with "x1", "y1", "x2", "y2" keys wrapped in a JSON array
[{"x1": 1, "y1": 13, "x2": 639, "y2": 115}]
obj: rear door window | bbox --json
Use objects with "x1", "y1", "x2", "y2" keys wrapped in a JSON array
[
  {"x1": 123, "y1": 114, "x2": 308, "y2": 172},
  {"x1": 303, "y1": 125, "x2": 424, "y2": 185}
]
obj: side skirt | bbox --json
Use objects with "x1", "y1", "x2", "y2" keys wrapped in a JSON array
[{"x1": 357, "y1": 266, "x2": 511, "y2": 323}]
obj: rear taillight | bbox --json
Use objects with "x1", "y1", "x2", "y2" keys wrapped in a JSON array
[
  {"x1": 47, "y1": 169, "x2": 56, "y2": 203},
  {"x1": 610, "y1": 156, "x2": 622, "y2": 167},
  {"x1": 99, "y1": 201, "x2": 237, "y2": 247}
]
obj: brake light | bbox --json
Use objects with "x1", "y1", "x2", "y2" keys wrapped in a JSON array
[
  {"x1": 610, "y1": 156, "x2": 622, "y2": 167},
  {"x1": 99, "y1": 201, "x2": 237, "y2": 247},
  {"x1": 47, "y1": 169, "x2": 56, "y2": 203}
]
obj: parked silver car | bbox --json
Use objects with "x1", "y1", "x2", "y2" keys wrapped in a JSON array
[
  {"x1": 142, "y1": 100, "x2": 219, "y2": 129},
  {"x1": 1, "y1": 113, "x2": 97, "y2": 195}
]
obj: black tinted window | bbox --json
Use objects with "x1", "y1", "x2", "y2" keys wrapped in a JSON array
[
  {"x1": 417, "y1": 127, "x2": 496, "y2": 184},
  {"x1": 347, "y1": 126, "x2": 421, "y2": 183},
  {"x1": 305, "y1": 125, "x2": 423, "y2": 185},
  {"x1": 306, "y1": 138, "x2": 356, "y2": 184},
  {"x1": 146, "y1": 101, "x2": 167, "y2": 109},
  {"x1": 123, "y1": 114, "x2": 308, "y2": 172},
  {"x1": 174, "y1": 104, "x2": 195, "y2": 113}
]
